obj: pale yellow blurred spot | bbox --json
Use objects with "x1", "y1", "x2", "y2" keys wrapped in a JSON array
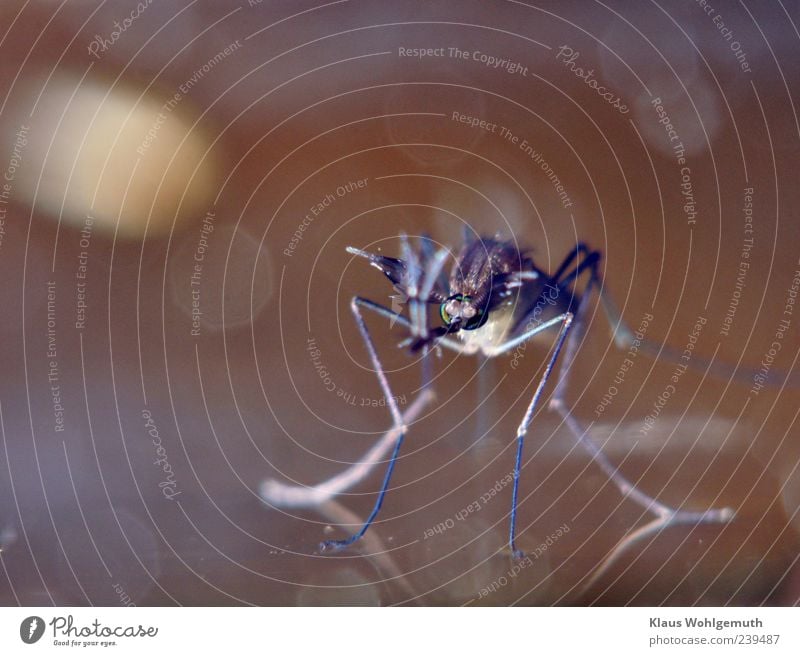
[{"x1": 6, "y1": 73, "x2": 220, "y2": 239}]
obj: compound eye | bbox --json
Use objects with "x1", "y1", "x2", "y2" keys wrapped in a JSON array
[
  {"x1": 440, "y1": 294, "x2": 488, "y2": 331},
  {"x1": 440, "y1": 294, "x2": 465, "y2": 327},
  {"x1": 439, "y1": 299, "x2": 455, "y2": 326},
  {"x1": 462, "y1": 305, "x2": 487, "y2": 331}
]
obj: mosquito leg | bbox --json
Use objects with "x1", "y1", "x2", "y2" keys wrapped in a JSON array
[
  {"x1": 357, "y1": 297, "x2": 413, "y2": 329},
  {"x1": 550, "y1": 251, "x2": 600, "y2": 403},
  {"x1": 550, "y1": 274, "x2": 734, "y2": 516},
  {"x1": 400, "y1": 234, "x2": 423, "y2": 340},
  {"x1": 319, "y1": 296, "x2": 412, "y2": 552},
  {"x1": 319, "y1": 499, "x2": 421, "y2": 601},
  {"x1": 552, "y1": 242, "x2": 592, "y2": 282},
  {"x1": 321, "y1": 424, "x2": 405, "y2": 550},
  {"x1": 546, "y1": 264, "x2": 735, "y2": 591},
  {"x1": 590, "y1": 264, "x2": 797, "y2": 387},
  {"x1": 484, "y1": 312, "x2": 575, "y2": 559},
  {"x1": 550, "y1": 256, "x2": 732, "y2": 517},
  {"x1": 419, "y1": 234, "x2": 451, "y2": 298},
  {"x1": 346, "y1": 297, "x2": 469, "y2": 358},
  {"x1": 261, "y1": 298, "x2": 434, "y2": 512},
  {"x1": 417, "y1": 243, "x2": 450, "y2": 387},
  {"x1": 412, "y1": 241, "x2": 449, "y2": 342},
  {"x1": 259, "y1": 388, "x2": 433, "y2": 508},
  {"x1": 319, "y1": 239, "x2": 446, "y2": 549},
  {"x1": 578, "y1": 506, "x2": 731, "y2": 594}
]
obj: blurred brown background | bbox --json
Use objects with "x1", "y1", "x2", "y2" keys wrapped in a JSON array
[{"x1": 0, "y1": 0, "x2": 798, "y2": 606}]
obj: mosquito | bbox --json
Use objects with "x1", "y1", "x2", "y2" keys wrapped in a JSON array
[{"x1": 263, "y1": 233, "x2": 737, "y2": 573}]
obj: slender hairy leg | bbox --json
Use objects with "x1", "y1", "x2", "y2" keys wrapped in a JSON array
[
  {"x1": 412, "y1": 241, "x2": 449, "y2": 343},
  {"x1": 319, "y1": 500, "x2": 421, "y2": 601},
  {"x1": 481, "y1": 313, "x2": 576, "y2": 559},
  {"x1": 546, "y1": 259, "x2": 734, "y2": 591},
  {"x1": 552, "y1": 242, "x2": 593, "y2": 282},
  {"x1": 317, "y1": 243, "x2": 449, "y2": 550},
  {"x1": 400, "y1": 235, "x2": 424, "y2": 340},
  {"x1": 260, "y1": 388, "x2": 433, "y2": 508},
  {"x1": 416, "y1": 243, "x2": 449, "y2": 381},
  {"x1": 360, "y1": 294, "x2": 577, "y2": 559},
  {"x1": 571, "y1": 248, "x2": 797, "y2": 387},
  {"x1": 555, "y1": 243, "x2": 795, "y2": 386},
  {"x1": 261, "y1": 248, "x2": 439, "y2": 509},
  {"x1": 318, "y1": 296, "x2": 415, "y2": 551}
]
